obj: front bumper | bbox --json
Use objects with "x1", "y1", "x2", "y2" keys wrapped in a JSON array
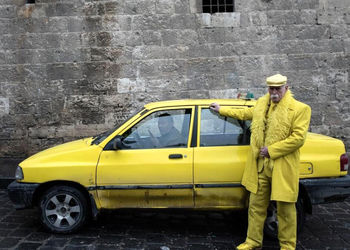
[
  {"x1": 7, "y1": 181, "x2": 40, "y2": 209},
  {"x1": 300, "y1": 175, "x2": 350, "y2": 205}
]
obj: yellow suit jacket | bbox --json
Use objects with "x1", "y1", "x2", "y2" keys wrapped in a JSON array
[{"x1": 220, "y1": 90, "x2": 311, "y2": 202}]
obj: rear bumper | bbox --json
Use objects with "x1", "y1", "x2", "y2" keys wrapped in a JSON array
[
  {"x1": 300, "y1": 175, "x2": 350, "y2": 205},
  {"x1": 7, "y1": 181, "x2": 39, "y2": 209}
]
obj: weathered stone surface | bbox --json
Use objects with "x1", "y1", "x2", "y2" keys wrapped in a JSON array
[{"x1": 0, "y1": 0, "x2": 349, "y2": 162}]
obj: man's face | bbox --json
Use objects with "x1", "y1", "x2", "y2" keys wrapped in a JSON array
[{"x1": 268, "y1": 84, "x2": 288, "y2": 103}]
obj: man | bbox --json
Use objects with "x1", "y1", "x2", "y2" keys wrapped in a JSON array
[
  {"x1": 149, "y1": 113, "x2": 185, "y2": 148},
  {"x1": 210, "y1": 74, "x2": 311, "y2": 250}
]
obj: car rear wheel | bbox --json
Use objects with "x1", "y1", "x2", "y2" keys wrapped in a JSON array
[
  {"x1": 264, "y1": 197, "x2": 305, "y2": 239},
  {"x1": 39, "y1": 186, "x2": 88, "y2": 233}
]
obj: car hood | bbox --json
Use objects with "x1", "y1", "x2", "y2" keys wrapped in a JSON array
[{"x1": 20, "y1": 137, "x2": 100, "y2": 168}]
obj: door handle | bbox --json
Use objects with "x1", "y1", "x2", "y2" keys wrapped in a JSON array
[{"x1": 169, "y1": 154, "x2": 183, "y2": 159}]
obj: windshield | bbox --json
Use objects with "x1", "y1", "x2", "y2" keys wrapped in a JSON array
[{"x1": 91, "y1": 108, "x2": 146, "y2": 145}]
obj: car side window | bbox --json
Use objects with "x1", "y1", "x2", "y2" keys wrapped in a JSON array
[
  {"x1": 117, "y1": 109, "x2": 192, "y2": 149},
  {"x1": 200, "y1": 108, "x2": 251, "y2": 147}
]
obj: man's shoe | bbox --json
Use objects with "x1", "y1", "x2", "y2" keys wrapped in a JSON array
[{"x1": 236, "y1": 242, "x2": 262, "y2": 250}]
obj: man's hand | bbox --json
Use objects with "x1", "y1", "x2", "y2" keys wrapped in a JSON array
[
  {"x1": 210, "y1": 103, "x2": 220, "y2": 112},
  {"x1": 260, "y1": 147, "x2": 270, "y2": 158}
]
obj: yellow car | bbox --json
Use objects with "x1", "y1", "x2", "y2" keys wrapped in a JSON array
[{"x1": 7, "y1": 99, "x2": 350, "y2": 234}]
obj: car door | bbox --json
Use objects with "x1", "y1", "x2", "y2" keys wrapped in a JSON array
[
  {"x1": 96, "y1": 107, "x2": 195, "y2": 209},
  {"x1": 194, "y1": 106, "x2": 250, "y2": 208}
]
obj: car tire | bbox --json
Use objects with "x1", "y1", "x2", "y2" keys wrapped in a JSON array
[
  {"x1": 39, "y1": 185, "x2": 88, "y2": 234},
  {"x1": 264, "y1": 197, "x2": 305, "y2": 239}
]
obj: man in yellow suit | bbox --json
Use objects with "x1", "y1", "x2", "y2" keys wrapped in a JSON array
[{"x1": 210, "y1": 74, "x2": 311, "y2": 250}]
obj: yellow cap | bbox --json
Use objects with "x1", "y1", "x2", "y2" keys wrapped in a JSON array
[{"x1": 266, "y1": 74, "x2": 287, "y2": 86}]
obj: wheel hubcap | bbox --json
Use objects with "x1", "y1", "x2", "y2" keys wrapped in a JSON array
[{"x1": 45, "y1": 193, "x2": 81, "y2": 228}]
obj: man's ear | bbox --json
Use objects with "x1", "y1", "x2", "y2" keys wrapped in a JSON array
[{"x1": 285, "y1": 85, "x2": 289, "y2": 91}]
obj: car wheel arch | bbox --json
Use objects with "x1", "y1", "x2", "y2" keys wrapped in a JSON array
[{"x1": 32, "y1": 181, "x2": 95, "y2": 215}]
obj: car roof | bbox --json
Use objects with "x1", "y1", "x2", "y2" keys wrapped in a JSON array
[{"x1": 144, "y1": 99, "x2": 256, "y2": 110}]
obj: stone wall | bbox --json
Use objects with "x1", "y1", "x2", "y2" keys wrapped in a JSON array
[{"x1": 0, "y1": 0, "x2": 349, "y2": 161}]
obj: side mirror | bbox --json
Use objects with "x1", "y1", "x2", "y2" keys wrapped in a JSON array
[{"x1": 112, "y1": 136, "x2": 123, "y2": 150}]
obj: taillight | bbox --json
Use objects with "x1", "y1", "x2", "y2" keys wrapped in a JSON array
[{"x1": 340, "y1": 154, "x2": 349, "y2": 172}]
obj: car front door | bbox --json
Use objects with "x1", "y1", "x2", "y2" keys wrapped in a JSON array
[
  {"x1": 96, "y1": 107, "x2": 194, "y2": 209},
  {"x1": 194, "y1": 106, "x2": 251, "y2": 208}
]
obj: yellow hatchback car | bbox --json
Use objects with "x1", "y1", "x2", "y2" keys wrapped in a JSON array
[{"x1": 8, "y1": 99, "x2": 350, "y2": 234}]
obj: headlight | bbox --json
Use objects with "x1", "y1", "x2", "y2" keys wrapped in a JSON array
[{"x1": 15, "y1": 166, "x2": 24, "y2": 180}]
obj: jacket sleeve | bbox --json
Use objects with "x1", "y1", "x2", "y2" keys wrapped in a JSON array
[
  {"x1": 219, "y1": 106, "x2": 254, "y2": 120},
  {"x1": 268, "y1": 104, "x2": 311, "y2": 160}
]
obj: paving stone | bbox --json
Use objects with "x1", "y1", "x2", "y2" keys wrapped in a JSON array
[
  {"x1": 0, "y1": 237, "x2": 20, "y2": 248},
  {"x1": 16, "y1": 242, "x2": 43, "y2": 250}
]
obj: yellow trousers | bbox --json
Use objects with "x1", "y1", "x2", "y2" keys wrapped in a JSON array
[{"x1": 245, "y1": 165, "x2": 297, "y2": 250}]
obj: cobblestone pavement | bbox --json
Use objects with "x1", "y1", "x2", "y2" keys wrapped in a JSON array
[{"x1": 0, "y1": 190, "x2": 350, "y2": 250}]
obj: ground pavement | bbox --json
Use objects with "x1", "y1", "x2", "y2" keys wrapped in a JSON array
[{"x1": 0, "y1": 190, "x2": 349, "y2": 250}]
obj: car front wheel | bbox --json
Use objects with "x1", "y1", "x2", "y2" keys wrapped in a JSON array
[{"x1": 39, "y1": 186, "x2": 88, "y2": 233}]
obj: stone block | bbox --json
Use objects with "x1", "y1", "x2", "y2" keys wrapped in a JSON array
[
  {"x1": 239, "y1": 26, "x2": 277, "y2": 42},
  {"x1": 125, "y1": 31, "x2": 142, "y2": 47},
  {"x1": 238, "y1": 56, "x2": 264, "y2": 72},
  {"x1": 66, "y1": 95, "x2": 100, "y2": 110},
  {"x1": 0, "y1": 35, "x2": 16, "y2": 50},
  {"x1": 156, "y1": 0, "x2": 175, "y2": 14},
  {"x1": 196, "y1": 13, "x2": 211, "y2": 27},
  {"x1": 132, "y1": 14, "x2": 172, "y2": 30},
  {"x1": 105, "y1": 1, "x2": 125, "y2": 15},
  {"x1": 105, "y1": 62, "x2": 122, "y2": 79},
  {"x1": 47, "y1": 63, "x2": 83, "y2": 80},
  {"x1": 175, "y1": 0, "x2": 190, "y2": 13},
  {"x1": 187, "y1": 73, "x2": 225, "y2": 90},
  {"x1": 143, "y1": 75, "x2": 186, "y2": 92},
  {"x1": 83, "y1": 16, "x2": 103, "y2": 32},
  {"x1": 0, "y1": 98, "x2": 9, "y2": 116},
  {"x1": 0, "y1": 5, "x2": 15, "y2": 18},
  {"x1": 198, "y1": 28, "x2": 225, "y2": 44},
  {"x1": 117, "y1": 78, "x2": 146, "y2": 93},
  {"x1": 132, "y1": 45, "x2": 184, "y2": 60},
  {"x1": 96, "y1": 31, "x2": 112, "y2": 47},
  {"x1": 124, "y1": 0, "x2": 156, "y2": 15},
  {"x1": 170, "y1": 14, "x2": 198, "y2": 29},
  {"x1": 66, "y1": 16, "x2": 84, "y2": 32},
  {"x1": 294, "y1": 0, "x2": 319, "y2": 9},
  {"x1": 207, "y1": 43, "x2": 239, "y2": 57},
  {"x1": 91, "y1": 47, "x2": 131, "y2": 63},
  {"x1": 110, "y1": 31, "x2": 127, "y2": 47},
  {"x1": 186, "y1": 58, "x2": 237, "y2": 77},
  {"x1": 317, "y1": 9, "x2": 347, "y2": 25},
  {"x1": 82, "y1": 62, "x2": 107, "y2": 81},
  {"x1": 46, "y1": 2, "x2": 82, "y2": 17},
  {"x1": 224, "y1": 28, "x2": 242, "y2": 43},
  {"x1": 0, "y1": 66, "x2": 24, "y2": 82},
  {"x1": 211, "y1": 13, "x2": 241, "y2": 28},
  {"x1": 162, "y1": 29, "x2": 198, "y2": 46},
  {"x1": 83, "y1": 2, "x2": 105, "y2": 16},
  {"x1": 0, "y1": 51, "x2": 6, "y2": 64},
  {"x1": 102, "y1": 15, "x2": 132, "y2": 31},
  {"x1": 288, "y1": 54, "x2": 318, "y2": 70},
  {"x1": 136, "y1": 59, "x2": 185, "y2": 77},
  {"x1": 267, "y1": 10, "x2": 316, "y2": 25},
  {"x1": 142, "y1": 30, "x2": 162, "y2": 45}
]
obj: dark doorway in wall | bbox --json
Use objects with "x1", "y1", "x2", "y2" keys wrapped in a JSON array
[
  {"x1": 26, "y1": 0, "x2": 35, "y2": 4},
  {"x1": 203, "y1": 0, "x2": 234, "y2": 14}
]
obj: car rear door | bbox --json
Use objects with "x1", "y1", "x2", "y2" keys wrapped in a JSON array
[
  {"x1": 193, "y1": 106, "x2": 250, "y2": 208},
  {"x1": 96, "y1": 106, "x2": 195, "y2": 209}
]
